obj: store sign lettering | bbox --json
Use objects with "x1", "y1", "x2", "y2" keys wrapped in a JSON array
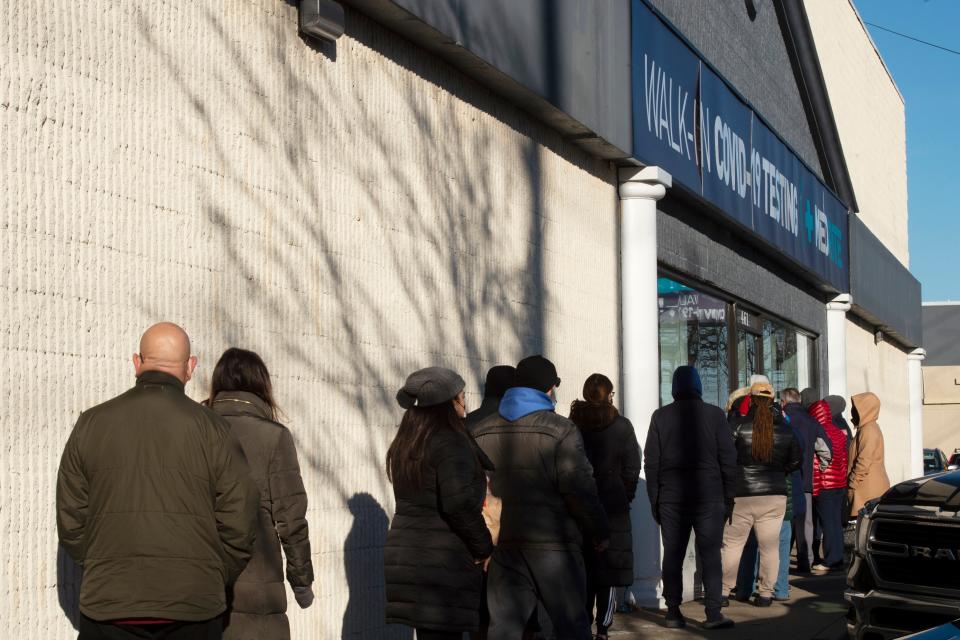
[
  {"x1": 643, "y1": 54, "x2": 696, "y2": 162},
  {"x1": 631, "y1": 0, "x2": 849, "y2": 291}
]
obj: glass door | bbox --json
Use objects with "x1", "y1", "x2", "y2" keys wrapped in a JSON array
[{"x1": 736, "y1": 330, "x2": 761, "y2": 389}]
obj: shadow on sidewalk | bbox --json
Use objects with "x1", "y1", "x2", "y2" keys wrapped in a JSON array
[{"x1": 613, "y1": 573, "x2": 848, "y2": 640}]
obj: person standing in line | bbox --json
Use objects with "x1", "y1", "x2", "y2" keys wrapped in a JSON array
[
  {"x1": 826, "y1": 395, "x2": 854, "y2": 442},
  {"x1": 569, "y1": 374, "x2": 641, "y2": 640},
  {"x1": 780, "y1": 387, "x2": 831, "y2": 573},
  {"x1": 847, "y1": 392, "x2": 891, "y2": 520},
  {"x1": 808, "y1": 400, "x2": 848, "y2": 574},
  {"x1": 721, "y1": 382, "x2": 802, "y2": 607},
  {"x1": 57, "y1": 323, "x2": 259, "y2": 640},
  {"x1": 645, "y1": 366, "x2": 736, "y2": 630},
  {"x1": 473, "y1": 355, "x2": 610, "y2": 640},
  {"x1": 734, "y1": 422, "x2": 803, "y2": 603},
  {"x1": 467, "y1": 365, "x2": 516, "y2": 431},
  {"x1": 208, "y1": 348, "x2": 315, "y2": 640},
  {"x1": 383, "y1": 367, "x2": 494, "y2": 640}
]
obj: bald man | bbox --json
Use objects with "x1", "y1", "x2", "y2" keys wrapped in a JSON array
[{"x1": 57, "y1": 323, "x2": 259, "y2": 640}]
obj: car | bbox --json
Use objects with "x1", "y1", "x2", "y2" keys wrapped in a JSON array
[
  {"x1": 946, "y1": 450, "x2": 960, "y2": 471},
  {"x1": 895, "y1": 620, "x2": 960, "y2": 639},
  {"x1": 846, "y1": 471, "x2": 960, "y2": 639},
  {"x1": 923, "y1": 448, "x2": 948, "y2": 476}
]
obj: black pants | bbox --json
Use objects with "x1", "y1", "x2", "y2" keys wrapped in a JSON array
[
  {"x1": 586, "y1": 585, "x2": 616, "y2": 634},
  {"x1": 659, "y1": 502, "x2": 725, "y2": 615},
  {"x1": 487, "y1": 548, "x2": 591, "y2": 640},
  {"x1": 814, "y1": 488, "x2": 845, "y2": 568},
  {"x1": 78, "y1": 616, "x2": 222, "y2": 640},
  {"x1": 416, "y1": 631, "x2": 462, "y2": 640}
]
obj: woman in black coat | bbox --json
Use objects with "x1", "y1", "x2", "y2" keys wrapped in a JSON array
[
  {"x1": 569, "y1": 374, "x2": 642, "y2": 640},
  {"x1": 384, "y1": 367, "x2": 494, "y2": 639}
]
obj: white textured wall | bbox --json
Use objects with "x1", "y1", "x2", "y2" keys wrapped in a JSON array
[
  {"x1": 846, "y1": 321, "x2": 912, "y2": 484},
  {"x1": 0, "y1": 2, "x2": 620, "y2": 637},
  {"x1": 804, "y1": 0, "x2": 909, "y2": 267}
]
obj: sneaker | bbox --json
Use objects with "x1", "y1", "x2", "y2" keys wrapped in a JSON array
[
  {"x1": 811, "y1": 563, "x2": 833, "y2": 575},
  {"x1": 753, "y1": 596, "x2": 773, "y2": 607},
  {"x1": 773, "y1": 594, "x2": 790, "y2": 602},
  {"x1": 665, "y1": 607, "x2": 686, "y2": 629},
  {"x1": 702, "y1": 615, "x2": 735, "y2": 630},
  {"x1": 719, "y1": 596, "x2": 730, "y2": 608}
]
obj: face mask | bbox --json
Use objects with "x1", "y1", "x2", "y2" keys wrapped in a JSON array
[{"x1": 550, "y1": 387, "x2": 558, "y2": 407}]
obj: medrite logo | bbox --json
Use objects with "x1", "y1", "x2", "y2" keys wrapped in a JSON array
[{"x1": 804, "y1": 199, "x2": 843, "y2": 268}]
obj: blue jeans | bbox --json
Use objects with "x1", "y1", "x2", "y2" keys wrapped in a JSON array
[{"x1": 735, "y1": 518, "x2": 792, "y2": 599}]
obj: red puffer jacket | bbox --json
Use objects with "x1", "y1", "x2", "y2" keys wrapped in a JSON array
[{"x1": 810, "y1": 400, "x2": 848, "y2": 494}]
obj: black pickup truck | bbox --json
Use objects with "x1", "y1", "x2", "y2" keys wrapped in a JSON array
[{"x1": 846, "y1": 471, "x2": 960, "y2": 639}]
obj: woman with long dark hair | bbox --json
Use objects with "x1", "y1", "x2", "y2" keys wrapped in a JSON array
[
  {"x1": 569, "y1": 374, "x2": 641, "y2": 640},
  {"x1": 208, "y1": 348, "x2": 314, "y2": 640},
  {"x1": 720, "y1": 382, "x2": 801, "y2": 607},
  {"x1": 384, "y1": 367, "x2": 494, "y2": 639}
]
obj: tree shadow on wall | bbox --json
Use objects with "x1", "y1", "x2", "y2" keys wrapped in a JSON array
[
  {"x1": 57, "y1": 544, "x2": 83, "y2": 630},
  {"x1": 342, "y1": 493, "x2": 412, "y2": 639}
]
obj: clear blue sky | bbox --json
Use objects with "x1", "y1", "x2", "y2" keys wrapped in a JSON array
[{"x1": 855, "y1": 0, "x2": 960, "y2": 301}]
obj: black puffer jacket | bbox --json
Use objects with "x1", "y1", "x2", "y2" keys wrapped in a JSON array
[
  {"x1": 729, "y1": 405, "x2": 803, "y2": 497},
  {"x1": 384, "y1": 428, "x2": 493, "y2": 633},
  {"x1": 571, "y1": 409, "x2": 641, "y2": 587},
  {"x1": 473, "y1": 410, "x2": 610, "y2": 551}
]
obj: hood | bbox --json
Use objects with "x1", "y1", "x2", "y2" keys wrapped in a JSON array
[
  {"x1": 569, "y1": 400, "x2": 618, "y2": 431},
  {"x1": 808, "y1": 400, "x2": 833, "y2": 427},
  {"x1": 878, "y1": 470, "x2": 960, "y2": 510},
  {"x1": 852, "y1": 392, "x2": 881, "y2": 426},
  {"x1": 825, "y1": 394, "x2": 846, "y2": 416},
  {"x1": 800, "y1": 387, "x2": 818, "y2": 410},
  {"x1": 671, "y1": 366, "x2": 703, "y2": 400},
  {"x1": 499, "y1": 387, "x2": 555, "y2": 422},
  {"x1": 726, "y1": 386, "x2": 750, "y2": 411}
]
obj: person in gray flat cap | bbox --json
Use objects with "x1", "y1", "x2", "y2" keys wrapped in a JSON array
[{"x1": 383, "y1": 367, "x2": 494, "y2": 640}]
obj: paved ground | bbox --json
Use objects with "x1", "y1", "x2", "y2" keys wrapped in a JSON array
[{"x1": 610, "y1": 573, "x2": 849, "y2": 640}]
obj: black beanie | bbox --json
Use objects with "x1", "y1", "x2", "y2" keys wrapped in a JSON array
[
  {"x1": 483, "y1": 365, "x2": 516, "y2": 399},
  {"x1": 515, "y1": 355, "x2": 560, "y2": 392}
]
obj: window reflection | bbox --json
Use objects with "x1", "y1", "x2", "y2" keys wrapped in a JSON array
[
  {"x1": 657, "y1": 278, "x2": 728, "y2": 408},
  {"x1": 657, "y1": 274, "x2": 817, "y2": 407}
]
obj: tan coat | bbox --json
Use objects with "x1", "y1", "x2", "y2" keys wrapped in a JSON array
[{"x1": 847, "y1": 392, "x2": 890, "y2": 516}]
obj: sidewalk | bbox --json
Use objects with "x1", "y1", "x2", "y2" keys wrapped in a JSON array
[{"x1": 611, "y1": 573, "x2": 849, "y2": 640}]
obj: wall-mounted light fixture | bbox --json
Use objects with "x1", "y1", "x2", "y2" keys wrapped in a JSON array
[
  {"x1": 874, "y1": 329, "x2": 885, "y2": 345},
  {"x1": 299, "y1": 0, "x2": 345, "y2": 42}
]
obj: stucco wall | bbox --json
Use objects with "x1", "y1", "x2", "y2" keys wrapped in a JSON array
[
  {"x1": 922, "y1": 405, "x2": 960, "y2": 454},
  {"x1": 922, "y1": 366, "x2": 960, "y2": 453},
  {"x1": 0, "y1": 2, "x2": 620, "y2": 638},
  {"x1": 804, "y1": 0, "x2": 909, "y2": 267},
  {"x1": 846, "y1": 320, "x2": 913, "y2": 484}
]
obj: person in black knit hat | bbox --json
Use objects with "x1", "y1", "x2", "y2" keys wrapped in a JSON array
[{"x1": 473, "y1": 355, "x2": 608, "y2": 640}]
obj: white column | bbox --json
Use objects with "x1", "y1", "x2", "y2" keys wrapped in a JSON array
[
  {"x1": 619, "y1": 166, "x2": 670, "y2": 608},
  {"x1": 826, "y1": 294, "x2": 852, "y2": 404},
  {"x1": 907, "y1": 348, "x2": 926, "y2": 479}
]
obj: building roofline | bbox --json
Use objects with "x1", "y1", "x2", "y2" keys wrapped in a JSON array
[
  {"x1": 923, "y1": 301, "x2": 960, "y2": 307},
  {"x1": 845, "y1": 0, "x2": 905, "y2": 104}
]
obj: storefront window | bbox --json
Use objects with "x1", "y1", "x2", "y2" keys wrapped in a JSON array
[
  {"x1": 657, "y1": 277, "x2": 728, "y2": 408},
  {"x1": 657, "y1": 272, "x2": 818, "y2": 407}
]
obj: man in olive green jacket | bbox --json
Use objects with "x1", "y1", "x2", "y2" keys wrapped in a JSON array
[{"x1": 57, "y1": 323, "x2": 259, "y2": 639}]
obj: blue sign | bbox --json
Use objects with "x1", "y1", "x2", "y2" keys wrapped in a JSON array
[
  {"x1": 631, "y1": 0, "x2": 700, "y2": 190},
  {"x1": 630, "y1": 0, "x2": 849, "y2": 292},
  {"x1": 700, "y1": 65, "x2": 753, "y2": 229}
]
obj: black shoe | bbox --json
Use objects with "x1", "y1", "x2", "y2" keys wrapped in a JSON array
[
  {"x1": 719, "y1": 596, "x2": 730, "y2": 608},
  {"x1": 753, "y1": 596, "x2": 773, "y2": 607},
  {"x1": 665, "y1": 607, "x2": 686, "y2": 629},
  {"x1": 702, "y1": 615, "x2": 735, "y2": 630}
]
